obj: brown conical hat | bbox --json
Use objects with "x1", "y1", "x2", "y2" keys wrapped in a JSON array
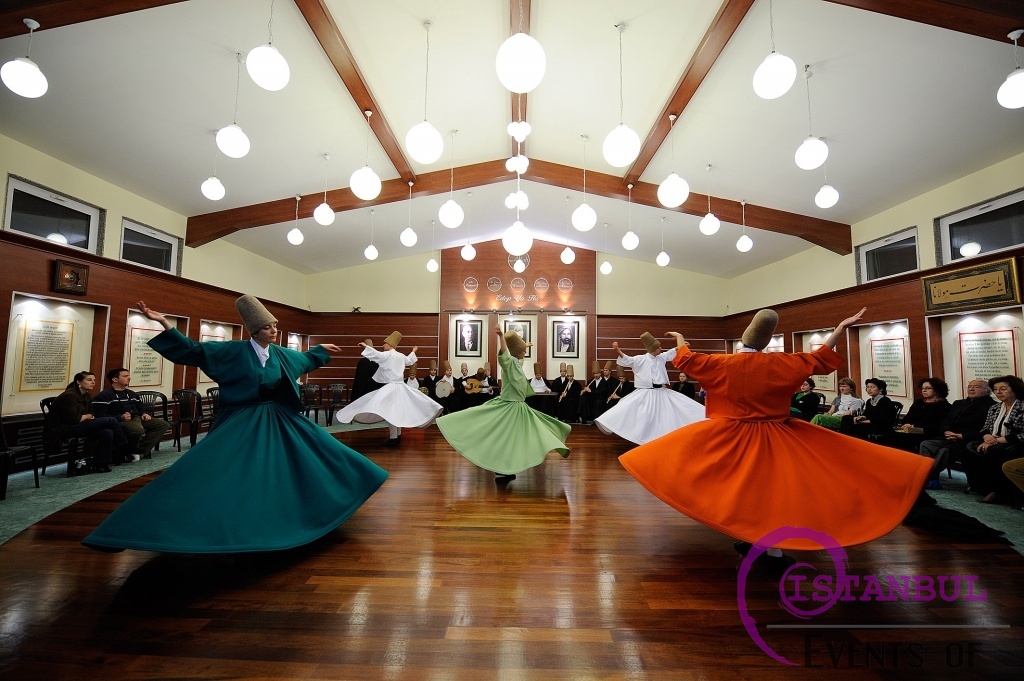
[
  {"x1": 461, "y1": 362, "x2": 468, "y2": 372},
  {"x1": 505, "y1": 330, "x2": 530, "y2": 357},
  {"x1": 604, "y1": 360, "x2": 614, "y2": 371},
  {"x1": 616, "y1": 364, "x2": 625, "y2": 379},
  {"x1": 566, "y1": 364, "x2": 575, "y2": 377},
  {"x1": 640, "y1": 332, "x2": 661, "y2": 353},
  {"x1": 533, "y1": 362, "x2": 542, "y2": 374},
  {"x1": 443, "y1": 360, "x2": 452, "y2": 371},
  {"x1": 483, "y1": 361, "x2": 491, "y2": 371},
  {"x1": 559, "y1": 362, "x2": 566, "y2": 371},
  {"x1": 591, "y1": 360, "x2": 601, "y2": 374},
  {"x1": 429, "y1": 359, "x2": 437, "y2": 370},
  {"x1": 384, "y1": 331, "x2": 402, "y2": 347},
  {"x1": 741, "y1": 309, "x2": 779, "y2": 350},
  {"x1": 235, "y1": 295, "x2": 277, "y2": 334}
]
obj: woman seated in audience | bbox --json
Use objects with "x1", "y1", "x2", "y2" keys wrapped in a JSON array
[
  {"x1": 810, "y1": 377, "x2": 863, "y2": 430},
  {"x1": 840, "y1": 378, "x2": 898, "y2": 440},
  {"x1": 963, "y1": 375, "x2": 1024, "y2": 506},
  {"x1": 895, "y1": 377, "x2": 952, "y2": 447},
  {"x1": 789, "y1": 377, "x2": 822, "y2": 421}
]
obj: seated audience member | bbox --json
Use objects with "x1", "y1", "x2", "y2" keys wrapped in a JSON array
[
  {"x1": 963, "y1": 375, "x2": 1024, "y2": 506},
  {"x1": 810, "y1": 377, "x2": 863, "y2": 429},
  {"x1": 525, "y1": 362, "x2": 555, "y2": 417},
  {"x1": 891, "y1": 377, "x2": 951, "y2": 453},
  {"x1": 43, "y1": 371, "x2": 128, "y2": 473},
  {"x1": 671, "y1": 370, "x2": 697, "y2": 399},
  {"x1": 92, "y1": 367, "x2": 170, "y2": 462},
  {"x1": 453, "y1": 362, "x2": 471, "y2": 411},
  {"x1": 840, "y1": 378, "x2": 898, "y2": 439},
  {"x1": 789, "y1": 378, "x2": 823, "y2": 421},
  {"x1": 421, "y1": 360, "x2": 440, "y2": 397},
  {"x1": 918, "y1": 379, "x2": 993, "y2": 490},
  {"x1": 432, "y1": 360, "x2": 457, "y2": 413}
]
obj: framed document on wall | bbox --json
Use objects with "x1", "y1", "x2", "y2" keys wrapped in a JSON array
[{"x1": 922, "y1": 258, "x2": 1020, "y2": 314}]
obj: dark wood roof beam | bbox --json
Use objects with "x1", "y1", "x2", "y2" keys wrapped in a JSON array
[
  {"x1": 1, "y1": 1, "x2": 187, "y2": 39},
  {"x1": 822, "y1": 1, "x2": 1024, "y2": 43}
]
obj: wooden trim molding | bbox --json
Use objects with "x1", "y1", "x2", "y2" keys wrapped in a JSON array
[
  {"x1": 0, "y1": 1, "x2": 187, "y2": 39},
  {"x1": 822, "y1": 0, "x2": 1024, "y2": 43}
]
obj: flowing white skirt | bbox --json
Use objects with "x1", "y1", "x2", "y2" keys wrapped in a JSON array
[
  {"x1": 335, "y1": 382, "x2": 442, "y2": 428},
  {"x1": 595, "y1": 388, "x2": 706, "y2": 445}
]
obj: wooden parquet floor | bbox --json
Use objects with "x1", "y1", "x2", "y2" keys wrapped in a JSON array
[{"x1": 0, "y1": 426, "x2": 1022, "y2": 680}]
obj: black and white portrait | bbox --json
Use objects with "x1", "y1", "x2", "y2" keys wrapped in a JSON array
[
  {"x1": 552, "y1": 320, "x2": 579, "y2": 359},
  {"x1": 503, "y1": 319, "x2": 532, "y2": 358},
  {"x1": 455, "y1": 319, "x2": 482, "y2": 357}
]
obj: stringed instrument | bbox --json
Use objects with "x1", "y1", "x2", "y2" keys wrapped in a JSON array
[{"x1": 464, "y1": 378, "x2": 484, "y2": 394}]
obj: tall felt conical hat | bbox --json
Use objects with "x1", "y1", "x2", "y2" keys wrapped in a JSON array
[
  {"x1": 559, "y1": 362, "x2": 566, "y2": 371},
  {"x1": 741, "y1": 309, "x2": 779, "y2": 350},
  {"x1": 616, "y1": 364, "x2": 625, "y2": 379},
  {"x1": 429, "y1": 359, "x2": 437, "y2": 371},
  {"x1": 461, "y1": 362, "x2": 468, "y2": 372},
  {"x1": 235, "y1": 295, "x2": 277, "y2": 334},
  {"x1": 604, "y1": 360, "x2": 614, "y2": 371},
  {"x1": 443, "y1": 360, "x2": 452, "y2": 371},
  {"x1": 483, "y1": 361, "x2": 491, "y2": 371},
  {"x1": 591, "y1": 360, "x2": 601, "y2": 374},
  {"x1": 384, "y1": 331, "x2": 402, "y2": 347},
  {"x1": 533, "y1": 362, "x2": 542, "y2": 374},
  {"x1": 566, "y1": 364, "x2": 575, "y2": 377},
  {"x1": 505, "y1": 330, "x2": 530, "y2": 357},
  {"x1": 640, "y1": 332, "x2": 661, "y2": 353}
]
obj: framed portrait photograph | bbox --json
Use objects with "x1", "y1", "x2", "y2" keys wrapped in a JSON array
[
  {"x1": 552, "y1": 319, "x2": 580, "y2": 359},
  {"x1": 455, "y1": 319, "x2": 483, "y2": 358},
  {"x1": 503, "y1": 319, "x2": 532, "y2": 358}
]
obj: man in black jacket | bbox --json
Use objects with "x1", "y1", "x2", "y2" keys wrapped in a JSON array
[
  {"x1": 44, "y1": 371, "x2": 127, "y2": 473},
  {"x1": 92, "y1": 367, "x2": 170, "y2": 462},
  {"x1": 918, "y1": 379, "x2": 994, "y2": 489}
]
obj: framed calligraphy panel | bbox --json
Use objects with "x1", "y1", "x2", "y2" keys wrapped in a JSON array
[{"x1": 922, "y1": 258, "x2": 1020, "y2": 314}]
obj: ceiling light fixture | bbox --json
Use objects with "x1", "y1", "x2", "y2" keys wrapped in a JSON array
[
  {"x1": 561, "y1": 196, "x2": 576, "y2": 264},
  {"x1": 997, "y1": 29, "x2": 1024, "y2": 109},
  {"x1": 495, "y1": 0, "x2": 546, "y2": 94},
  {"x1": 314, "y1": 153, "x2": 336, "y2": 225},
  {"x1": 600, "y1": 223, "x2": 613, "y2": 274},
  {"x1": 216, "y1": 54, "x2": 251, "y2": 159},
  {"x1": 1, "y1": 18, "x2": 48, "y2": 98},
  {"x1": 513, "y1": 257, "x2": 527, "y2": 273},
  {"x1": 656, "y1": 216, "x2": 670, "y2": 267},
  {"x1": 657, "y1": 114, "x2": 690, "y2": 208},
  {"x1": 572, "y1": 135, "x2": 597, "y2": 231},
  {"x1": 699, "y1": 164, "x2": 720, "y2": 235},
  {"x1": 426, "y1": 220, "x2": 439, "y2": 272},
  {"x1": 815, "y1": 162, "x2": 839, "y2": 209},
  {"x1": 287, "y1": 195, "x2": 303, "y2": 245},
  {"x1": 795, "y1": 65, "x2": 828, "y2": 170},
  {"x1": 406, "y1": 21, "x2": 444, "y2": 165},
  {"x1": 350, "y1": 110, "x2": 382, "y2": 200},
  {"x1": 438, "y1": 130, "x2": 464, "y2": 228},
  {"x1": 400, "y1": 181, "x2": 418, "y2": 247},
  {"x1": 200, "y1": 136, "x2": 226, "y2": 200},
  {"x1": 752, "y1": 0, "x2": 796, "y2": 100},
  {"x1": 736, "y1": 200, "x2": 753, "y2": 252},
  {"x1": 621, "y1": 184, "x2": 639, "y2": 250},
  {"x1": 603, "y1": 23, "x2": 641, "y2": 167},
  {"x1": 959, "y1": 241, "x2": 982, "y2": 257},
  {"x1": 461, "y1": 190, "x2": 476, "y2": 260},
  {"x1": 246, "y1": 0, "x2": 290, "y2": 91},
  {"x1": 364, "y1": 209, "x2": 378, "y2": 260}
]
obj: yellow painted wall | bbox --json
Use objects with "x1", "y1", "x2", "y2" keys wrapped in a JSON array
[
  {"x1": 727, "y1": 246, "x2": 853, "y2": 314},
  {"x1": 182, "y1": 240, "x2": 307, "y2": 307},
  {"x1": 305, "y1": 251, "x2": 441, "y2": 313},
  {"x1": 595, "y1": 254, "x2": 731, "y2": 316}
]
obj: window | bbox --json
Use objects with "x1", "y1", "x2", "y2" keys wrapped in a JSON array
[
  {"x1": 3, "y1": 177, "x2": 103, "y2": 253},
  {"x1": 856, "y1": 227, "x2": 919, "y2": 284},
  {"x1": 120, "y1": 218, "x2": 180, "y2": 274},
  {"x1": 937, "y1": 188, "x2": 1024, "y2": 264}
]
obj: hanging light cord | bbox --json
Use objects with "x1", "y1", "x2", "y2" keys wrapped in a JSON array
[
  {"x1": 617, "y1": 24, "x2": 625, "y2": 123},
  {"x1": 449, "y1": 130, "x2": 457, "y2": 196},
  {"x1": 268, "y1": 0, "x2": 276, "y2": 43},
  {"x1": 741, "y1": 200, "x2": 747, "y2": 233},
  {"x1": 705, "y1": 164, "x2": 712, "y2": 212},
  {"x1": 669, "y1": 114, "x2": 677, "y2": 166},
  {"x1": 467, "y1": 191, "x2": 473, "y2": 243},
  {"x1": 322, "y1": 154, "x2": 329, "y2": 202},
  {"x1": 26, "y1": 22, "x2": 35, "y2": 57},
  {"x1": 233, "y1": 53, "x2": 242, "y2": 124},
  {"x1": 293, "y1": 194, "x2": 299, "y2": 226},
  {"x1": 769, "y1": 0, "x2": 777, "y2": 52},
  {"x1": 804, "y1": 66, "x2": 814, "y2": 136},
  {"x1": 363, "y1": 110, "x2": 372, "y2": 164},
  {"x1": 407, "y1": 181, "x2": 413, "y2": 226},
  {"x1": 423, "y1": 22, "x2": 431, "y2": 121},
  {"x1": 661, "y1": 217, "x2": 665, "y2": 251},
  {"x1": 581, "y1": 135, "x2": 588, "y2": 199},
  {"x1": 370, "y1": 209, "x2": 375, "y2": 244},
  {"x1": 627, "y1": 184, "x2": 633, "y2": 230},
  {"x1": 1014, "y1": 33, "x2": 1021, "y2": 68},
  {"x1": 564, "y1": 196, "x2": 571, "y2": 245}
]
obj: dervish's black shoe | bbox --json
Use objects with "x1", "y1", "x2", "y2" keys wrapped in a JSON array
[
  {"x1": 495, "y1": 474, "x2": 516, "y2": 484},
  {"x1": 382, "y1": 437, "x2": 402, "y2": 448}
]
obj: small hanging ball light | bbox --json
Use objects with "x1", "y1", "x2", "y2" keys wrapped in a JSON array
[
  {"x1": 997, "y1": 67, "x2": 1024, "y2": 109},
  {"x1": 400, "y1": 226, "x2": 418, "y2": 247},
  {"x1": 752, "y1": 52, "x2": 797, "y2": 100},
  {"x1": 600, "y1": 260, "x2": 613, "y2": 275},
  {"x1": 313, "y1": 202, "x2": 335, "y2": 226},
  {"x1": 495, "y1": 32, "x2": 546, "y2": 94},
  {"x1": 364, "y1": 243, "x2": 378, "y2": 260},
  {"x1": 560, "y1": 246, "x2": 576, "y2": 264},
  {"x1": 602, "y1": 124, "x2": 641, "y2": 168},
  {"x1": 621, "y1": 230, "x2": 639, "y2": 251},
  {"x1": 657, "y1": 173, "x2": 690, "y2": 208},
  {"x1": 794, "y1": 137, "x2": 829, "y2": 170},
  {"x1": 656, "y1": 251, "x2": 670, "y2": 267},
  {"x1": 426, "y1": 257, "x2": 439, "y2": 272},
  {"x1": 507, "y1": 120, "x2": 532, "y2": 142},
  {"x1": 505, "y1": 154, "x2": 529, "y2": 174},
  {"x1": 736, "y1": 234, "x2": 753, "y2": 252},
  {"x1": 504, "y1": 192, "x2": 519, "y2": 209},
  {"x1": 246, "y1": 44, "x2": 290, "y2": 91},
  {"x1": 461, "y1": 243, "x2": 477, "y2": 260},
  {"x1": 1, "y1": 57, "x2": 47, "y2": 98},
  {"x1": 350, "y1": 166, "x2": 382, "y2": 201},
  {"x1": 201, "y1": 176, "x2": 226, "y2": 201},
  {"x1": 513, "y1": 258, "x2": 527, "y2": 273},
  {"x1": 699, "y1": 213, "x2": 720, "y2": 235},
  {"x1": 502, "y1": 220, "x2": 533, "y2": 256},
  {"x1": 571, "y1": 203, "x2": 597, "y2": 231},
  {"x1": 959, "y1": 241, "x2": 982, "y2": 257},
  {"x1": 216, "y1": 124, "x2": 250, "y2": 158},
  {"x1": 439, "y1": 199, "x2": 464, "y2": 228},
  {"x1": 405, "y1": 120, "x2": 444, "y2": 165},
  {"x1": 287, "y1": 227, "x2": 304, "y2": 245},
  {"x1": 814, "y1": 184, "x2": 839, "y2": 209},
  {"x1": 515, "y1": 190, "x2": 529, "y2": 210}
]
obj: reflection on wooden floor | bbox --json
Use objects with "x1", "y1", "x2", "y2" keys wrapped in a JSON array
[{"x1": 1, "y1": 426, "x2": 1022, "y2": 680}]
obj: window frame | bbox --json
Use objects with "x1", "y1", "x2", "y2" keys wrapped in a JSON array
[
  {"x1": 855, "y1": 226, "x2": 920, "y2": 284},
  {"x1": 119, "y1": 217, "x2": 182, "y2": 275},
  {"x1": 934, "y1": 186, "x2": 1024, "y2": 265},
  {"x1": 3, "y1": 176, "x2": 104, "y2": 254}
]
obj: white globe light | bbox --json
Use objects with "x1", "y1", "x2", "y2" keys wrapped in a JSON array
[
  {"x1": 516, "y1": 190, "x2": 529, "y2": 210},
  {"x1": 657, "y1": 173, "x2": 690, "y2": 208},
  {"x1": 600, "y1": 260, "x2": 613, "y2": 275},
  {"x1": 506, "y1": 154, "x2": 529, "y2": 174},
  {"x1": 1, "y1": 57, "x2": 47, "y2": 98},
  {"x1": 602, "y1": 124, "x2": 642, "y2": 168},
  {"x1": 997, "y1": 68, "x2": 1024, "y2": 109},
  {"x1": 505, "y1": 157, "x2": 517, "y2": 173},
  {"x1": 814, "y1": 184, "x2": 839, "y2": 209},
  {"x1": 736, "y1": 234, "x2": 753, "y2": 252},
  {"x1": 795, "y1": 137, "x2": 829, "y2": 170},
  {"x1": 287, "y1": 227, "x2": 304, "y2": 245},
  {"x1": 621, "y1": 230, "x2": 639, "y2": 251},
  {"x1": 364, "y1": 243, "x2": 378, "y2": 260},
  {"x1": 560, "y1": 246, "x2": 576, "y2": 264},
  {"x1": 699, "y1": 212, "x2": 720, "y2": 235},
  {"x1": 405, "y1": 120, "x2": 444, "y2": 164},
  {"x1": 461, "y1": 243, "x2": 477, "y2": 260},
  {"x1": 507, "y1": 120, "x2": 531, "y2": 143},
  {"x1": 656, "y1": 251, "x2": 670, "y2": 267},
  {"x1": 571, "y1": 202, "x2": 597, "y2": 231},
  {"x1": 426, "y1": 257, "x2": 439, "y2": 273},
  {"x1": 504, "y1": 192, "x2": 518, "y2": 209},
  {"x1": 502, "y1": 219, "x2": 533, "y2": 256},
  {"x1": 46, "y1": 232, "x2": 68, "y2": 244},
  {"x1": 350, "y1": 166, "x2": 382, "y2": 200},
  {"x1": 752, "y1": 51, "x2": 797, "y2": 100},
  {"x1": 959, "y1": 241, "x2": 982, "y2": 257},
  {"x1": 439, "y1": 199, "x2": 464, "y2": 228},
  {"x1": 495, "y1": 32, "x2": 546, "y2": 94},
  {"x1": 400, "y1": 226, "x2": 418, "y2": 247},
  {"x1": 313, "y1": 202, "x2": 335, "y2": 226},
  {"x1": 201, "y1": 176, "x2": 225, "y2": 201},
  {"x1": 246, "y1": 44, "x2": 290, "y2": 91},
  {"x1": 216, "y1": 124, "x2": 250, "y2": 158},
  {"x1": 513, "y1": 258, "x2": 526, "y2": 273}
]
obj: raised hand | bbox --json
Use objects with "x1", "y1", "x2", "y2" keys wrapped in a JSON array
[{"x1": 136, "y1": 301, "x2": 171, "y2": 329}]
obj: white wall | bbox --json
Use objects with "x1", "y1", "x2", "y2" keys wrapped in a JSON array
[{"x1": 305, "y1": 251, "x2": 441, "y2": 313}]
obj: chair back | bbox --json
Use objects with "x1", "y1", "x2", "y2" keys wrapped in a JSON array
[
  {"x1": 892, "y1": 401, "x2": 905, "y2": 423},
  {"x1": 39, "y1": 397, "x2": 57, "y2": 432},
  {"x1": 172, "y1": 389, "x2": 201, "y2": 422},
  {"x1": 326, "y1": 383, "x2": 347, "y2": 404},
  {"x1": 205, "y1": 387, "x2": 221, "y2": 415},
  {"x1": 301, "y1": 383, "x2": 322, "y2": 406},
  {"x1": 0, "y1": 412, "x2": 13, "y2": 452},
  {"x1": 136, "y1": 391, "x2": 169, "y2": 420}
]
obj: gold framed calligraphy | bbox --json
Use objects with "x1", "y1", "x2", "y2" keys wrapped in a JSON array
[{"x1": 921, "y1": 258, "x2": 1020, "y2": 314}]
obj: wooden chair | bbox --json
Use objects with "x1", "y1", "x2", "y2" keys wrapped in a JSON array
[
  {"x1": 300, "y1": 383, "x2": 322, "y2": 424},
  {"x1": 323, "y1": 383, "x2": 348, "y2": 426},
  {"x1": 1, "y1": 412, "x2": 40, "y2": 500},
  {"x1": 39, "y1": 397, "x2": 85, "y2": 477},
  {"x1": 135, "y1": 390, "x2": 168, "y2": 454},
  {"x1": 171, "y1": 389, "x2": 215, "y2": 450},
  {"x1": 205, "y1": 387, "x2": 221, "y2": 415}
]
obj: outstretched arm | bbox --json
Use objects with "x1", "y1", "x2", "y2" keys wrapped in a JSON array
[
  {"x1": 494, "y1": 324, "x2": 507, "y2": 354},
  {"x1": 612, "y1": 341, "x2": 625, "y2": 358},
  {"x1": 822, "y1": 307, "x2": 866, "y2": 349},
  {"x1": 666, "y1": 331, "x2": 689, "y2": 350},
  {"x1": 136, "y1": 301, "x2": 173, "y2": 330}
]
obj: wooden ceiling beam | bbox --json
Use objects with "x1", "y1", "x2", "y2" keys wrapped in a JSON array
[
  {"x1": 623, "y1": 0, "x2": 756, "y2": 186},
  {"x1": 293, "y1": 0, "x2": 414, "y2": 184},
  {"x1": 0, "y1": 1, "x2": 186, "y2": 39},
  {"x1": 822, "y1": 1, "x2": 1024, "y2": 43}
]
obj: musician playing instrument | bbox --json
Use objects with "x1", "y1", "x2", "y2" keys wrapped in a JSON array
[
  {"x1": 579, "y1": 360, "x2": 618, "y2": 424},
  {"x1": 551, "y1": 363, "x2": 582, "y2": 424},
  {"x1": 526, "y1": 362, "x2": 555, "y2": 417}
]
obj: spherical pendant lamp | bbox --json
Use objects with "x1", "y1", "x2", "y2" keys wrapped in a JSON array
[
  {"x1": 201, "y1": 176, "x2": 225, "y2": 201},
  {"x1": 736, "y1": 234, "x2": 753, "y2": 252},
  {"x1": 364, "y1": 244, "x2": 378, "y2": 260},
  {"x1": 657, "y1": 173, "x2": 690, "y2": 208},
  {"x1": 602, "y1": 124, "x2": 641, "y2": 168},
  {"x1": 216, "y1": 124, "x2": 250, "y2": 159},
  {"x1": 406, "y1": 120, "x2": 444, "y2": 165},
  {"x1": 313, "y1": 202, "x2": 335, "y2": 226},
  {"x1": 997, "y1": 68, "x2": 1024, "y2": 108},
  {"x1": 286, "y1": 227, "x2": 304, "y2": 245},
  {"x1": 752, "y1": 52, "x2": 796, "y2": 100},
  {"x1": 246, "y1": 44, "x2": 290, "y2": 91},
  {"x1": 571, "y1": 203, "x2": 596, "y2": 231},
  {"x1": 461, "y1": 243, "x2": 477, "y2": 260},
  {"x1": 600, "y1": 260, "x2": 613, "y2": 275},
  {"x1": 400, "y1": 227, "x2": 418, "y2": 247},
  {"x1": 795, "y1": 136, "x2": 828, "y2": 170},
  {"x1": 439, "y1": 199, "x2": 464, "y2": 228},
  {"x1": 699, "y1": 213, "x2": 720, "y2": 235},
  {"x1": 350, "y1": 166, "x2": 382, "y2": 201},
  {"x1": 560, "y1": 246, "x2": 576, "y2": 264},
  {"x1": 814, "y1": 184, "x2": 839, "y2": 209},
  {"x1": 1, "y1": 57, "x2": 47, "y2": 98},
  {"x1": 502, "y1": 220, "x2": 533, "y2": 256},
  {"x1": 426, "y1": 257, "x2": 439, "y2": 272},
  {"x1": 621, "y1": 230, "x2": 639, "y2": 251},
  {"x1": 656, "y1": 251, "x2": 670, "y2": 267},
  {"x1": 495, "y1": 32, "x2": 546, "y2": 94}
]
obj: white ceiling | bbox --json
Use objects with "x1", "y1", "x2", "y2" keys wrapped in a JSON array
[{"x1": 1, "y1": 0, "x2": 1022, "y2": 276}]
